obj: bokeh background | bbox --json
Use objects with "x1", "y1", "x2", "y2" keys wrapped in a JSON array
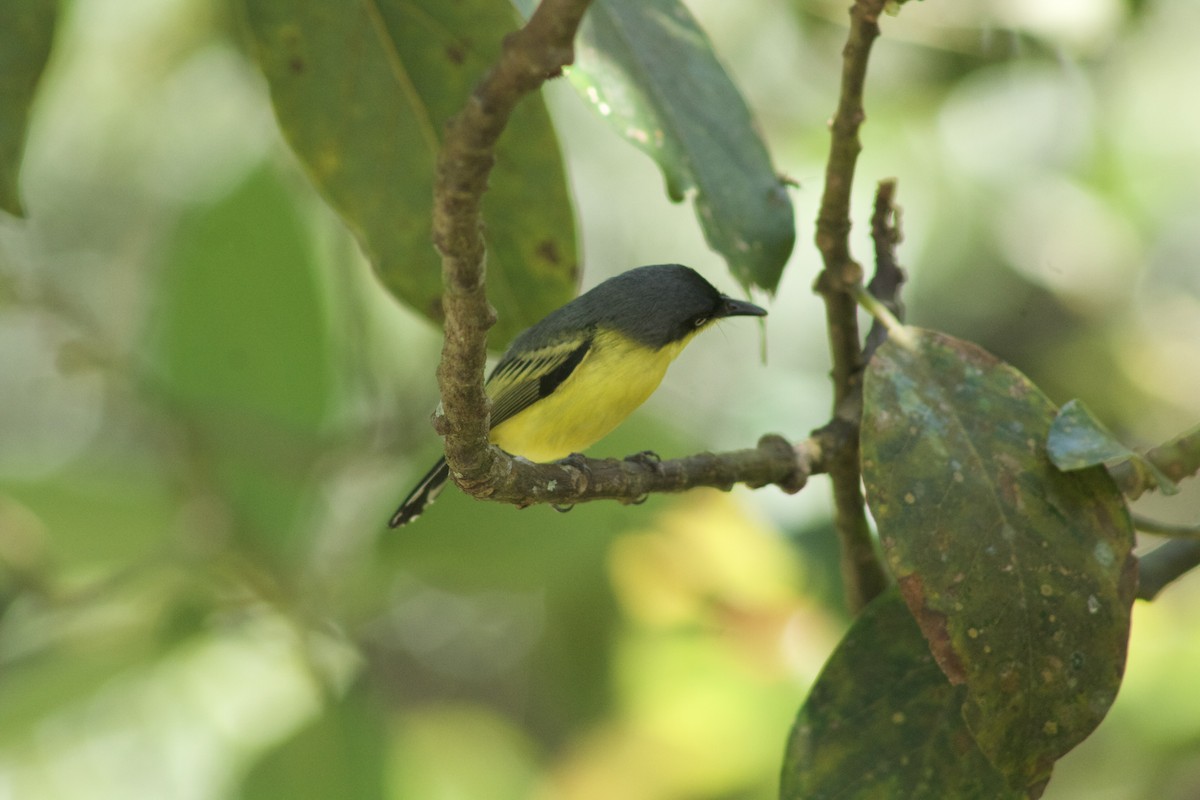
[{"x1": 2, "y1": 0, "x2": 1200, "y2": 797}]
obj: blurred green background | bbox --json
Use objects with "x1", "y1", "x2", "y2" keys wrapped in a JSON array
[{"x1": 2, "y1": 0, "x2": 1199, "y2": 798}]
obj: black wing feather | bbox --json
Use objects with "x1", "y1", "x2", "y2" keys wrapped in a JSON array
[{"x1": 487, "y1": 337, "x2": 592, "y2": 429}]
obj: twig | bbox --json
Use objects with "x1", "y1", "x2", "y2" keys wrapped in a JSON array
[
  {"x1": 1141, "y1": 425, "x2": 1200, "y2": 485},
  {"x1": 1133, "y1": 515, "x2": 1200, "y2": 539},
  {"x1": 812, "y1": 0, "x2": 892, "y2": 612},
  {"x1": 1108, "y1": 424, "x2": 1200, "y2": 499},
  {"x1": 430, "y1": 0, "x2": 813, "y2": 510},
  {"x1": 1137, "y1": 540, "x2": 1200, "y2": 601},
  {"x1": 446, "y1": 434, "x2": 813, "y2": 510},
  {"x1": 863, "y1": 178, "x2": 905, "y2": 360}
]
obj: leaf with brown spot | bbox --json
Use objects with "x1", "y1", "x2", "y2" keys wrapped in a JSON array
[
  {"x1": 862, "y1": 328, "x2": 1136, "y2": 792},
  {"x1": 782, "y1": 590, "x2": 1028, "y2": 800},
  {"x1": 241, "y1": 0, "x2": 578, "y2": 345}
]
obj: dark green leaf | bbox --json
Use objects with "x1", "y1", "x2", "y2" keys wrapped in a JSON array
[
  {"x1": 1049, "y1": 399, "x2": 1179, "y2": 495},
  {"x1": 515, "y1": 0, "x2": 794, "y2": 292},
  {"x1": 861, "y1": 328, "x2": 1136, "y2": 791},
  {"x1": 782, "y1": 590, "x2": 1027, "y2": 800},
  {"x1": 0, "y1": 0, "x2": 57, "y2": 216},
  {"x1": 240, "y1": 0, "x2": 578, "y2": 345}
]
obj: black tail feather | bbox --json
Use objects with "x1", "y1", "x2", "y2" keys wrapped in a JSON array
[{"x1": 389, "y1": 458, "x2": 450, "y2": 528}]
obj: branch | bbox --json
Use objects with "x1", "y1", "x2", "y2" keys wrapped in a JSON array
[
  {"x1": 1133, "y1": 515, "x2": 1200, "y2": 539},
  {"x1": 430, "y1": 0, "x2": 813, "y2": 510},
  {"x1": 433, "y1": 0, "x2": 593, "y2": 489},
  {"x1": 450, "y1": 434, "x2": 813, "y2": 510},
  {"x1": 1140, "y1": 424, "x2": 1200, "y2": 485},
  {"x1": 1137, "y1": 540, "x2": 1200, "y2": 601},
  {"x1": 863, "y1": 178, "x2": 905, "y2": 360},
  {"x1": 1108, "y1": 424, "x2": 1200, "y2": 499},
  {"x1": 812, "y1": 0, "x2": 892, "y2": 612}
]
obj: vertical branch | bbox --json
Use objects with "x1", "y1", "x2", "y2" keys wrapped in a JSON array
[
  {"x1": 432, "y1": 0, "x2": 594, "y2": 490},
  {"x1": 863, "y1": 178, "x2": 906, "y2": 359},
  {"x1": 813, "y1": 0, "x2": 891, "y2": 612}
]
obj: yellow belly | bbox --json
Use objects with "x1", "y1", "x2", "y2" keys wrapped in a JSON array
[{"x1": 488, "y1": 330, "x2": 689, "y2": 462}]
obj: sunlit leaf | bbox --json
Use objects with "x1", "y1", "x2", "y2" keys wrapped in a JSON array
[
  {"x1": 861, "y1": 328, "x2": 1137, "y2": 790},
  {"x1": 514, "y1": 0, "x2": 795, "y2": 292},
  {"x1": 240, "y1": 0, "x2": 578, "y2": 345},
  {"x1": 782, "y1": 590, "x2": 1026, "y2": 800},
  {"x1": 1049, "y1": 399, "x2": 1179, "y2": 495},
  {"x1": 0, "y1": 0, "x2": 56, "y2": 216}
]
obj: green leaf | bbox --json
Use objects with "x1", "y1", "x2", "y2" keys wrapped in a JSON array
[
  {"x1": 861, "y1": 328, "x2": 1136, "y2": 791},
  {"x1": 0, "y1": 0, "x2": 57, "y2": 217},
  {"x1": 515, "y1": 0, "x2": 794, "y2": 292},
  {"x1": 240, "y1": 682, "x2": 388, "y2": 800},
  {"x1": 782, "y1": 590, "x2": 1027, "y2": 800},
  {"x1": 148, "y1": 167, "x2": 337, "y2": 559},
  {"x1": 239, "y1": 0, "x2": 578, "y2": 345},
  {"x1": 1048, "y1": 399, "x2": 1179, "y2": 495}
]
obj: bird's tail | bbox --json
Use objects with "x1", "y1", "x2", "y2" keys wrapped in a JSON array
[{"x1": 389, "y1": 457, "x2": 450, "y2": 528}]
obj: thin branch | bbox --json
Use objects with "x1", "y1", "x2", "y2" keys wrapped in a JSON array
[
  {"x1": 1133, "y1": 515, "x2": 1200, "y2": 539},
  {"x1": 430, "y1": 0, "x2": 813, "y2": 509},
  {"x1": 863, "y1": 178, "x2": 905, "y2": 360},
  {"x1": 812, "y1": 0, "x2": 891, "y2": 612},
  {"x1": 1108, "y1": 424, "x2": 1200, "y2": 499},
  {"x1": 1141, "y1": 425, "x2": 1200, "y2": 485},
  {"x1": 1137, "y1": 540, "x2": 1200, "y2": 601},
  {"x1": 446, "y1": 434, "x2": 813, "y2": 510}
]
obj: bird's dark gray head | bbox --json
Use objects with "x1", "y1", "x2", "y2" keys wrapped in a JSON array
[{"x1": 511, "y1": 264, "x2": 767, "y2": 352}]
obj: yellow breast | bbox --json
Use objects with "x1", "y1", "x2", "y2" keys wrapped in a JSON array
[{"x1": 488, "y1": 328, "x2": 692, "y2": 463}]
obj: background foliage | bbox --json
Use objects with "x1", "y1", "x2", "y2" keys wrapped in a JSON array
[{"x1": 1, "y1": 0, "x2": 1199, "y2": 798}]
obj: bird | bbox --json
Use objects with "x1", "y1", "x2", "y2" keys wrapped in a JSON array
[{"x1": 389, "y1": 263, "x2": 767, "y2": 527}]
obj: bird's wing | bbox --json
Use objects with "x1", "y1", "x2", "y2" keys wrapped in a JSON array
[{"x1": 487, "y1": 335, "x2": 592, "y2": 429}]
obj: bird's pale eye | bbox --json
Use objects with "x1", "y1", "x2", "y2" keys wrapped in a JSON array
[{"x1": 693, "y1": 316, "x2": 708, "y2": 328}]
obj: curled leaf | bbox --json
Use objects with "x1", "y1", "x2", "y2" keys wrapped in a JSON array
[{"x1": 1049, "y1": 399, "x2": 1179, "y2": 496}]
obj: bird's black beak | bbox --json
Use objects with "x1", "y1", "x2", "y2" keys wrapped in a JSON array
[{"x1": 717, "y1": 295, "x2": 768, "y2": 318}]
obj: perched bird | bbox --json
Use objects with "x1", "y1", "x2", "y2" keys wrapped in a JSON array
[{"x1": 389, "y1": 264, "x2": 767, "y2": 527}]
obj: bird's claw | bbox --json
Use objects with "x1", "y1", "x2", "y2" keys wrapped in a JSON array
[{"x1": 625, "y1": 450, "x2": 662, "y2": 468}]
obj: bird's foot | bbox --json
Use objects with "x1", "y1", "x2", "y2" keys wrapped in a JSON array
[
  {"x1": 560, "y1": 452, "x2": 591, "y2": 471},
  {"x1": 625, "y1": 450, "x2": 662, "y2": 468}
]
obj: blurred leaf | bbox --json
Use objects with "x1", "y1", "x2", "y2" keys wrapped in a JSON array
[
  {"x1": 0, "y1": 567, "x2": 210, "y2": 747},
  {"x1": 239, "y1": 0, "x2": 578, "y2": 345},
  {"x1": 514, "y1": 0, "x2": 794, "y2": 292},
  {"x1": 0, "y1": 0, "x2": 56, "y2": 216},
  {"x1": 148, "y1": 167, "x2": 336, "y2": 560},
  {"x1": 240, "y1": 682, "x2": 388, "y2": 800},
  {"x1": 782, "y1": 589, "x2": 1026, "y2": 800},
  {"x1": 1048, "y1": 399, "x2": 1179, "y2": 496},
  {"x1": 376, "y1": 490, "x2": 624, "y2": 738},
  {"x1": 861, "y1": 328, "x2": 1137, "y2": 790},
  {"x1": 391, "y1": 707, "x2": 540, "y2": 799}
]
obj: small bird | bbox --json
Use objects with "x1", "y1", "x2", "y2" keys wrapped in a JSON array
[{"x1": 389, "y1": 264, "x2": 767, "y2": 527}]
